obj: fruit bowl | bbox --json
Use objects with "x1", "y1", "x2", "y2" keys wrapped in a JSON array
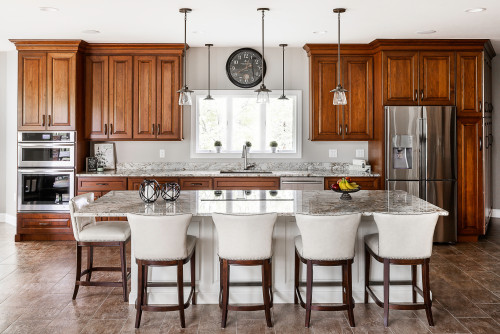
[
  {"x1": 330, "y1": 177, "x2": 361, "y2": 200},
  {"x1": 331, "y1": 187, "x2": 361, "y2": 200}
]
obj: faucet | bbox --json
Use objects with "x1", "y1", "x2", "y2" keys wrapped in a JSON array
[{"x1": 242, "y1": 145, "x2": 256, "y2": 170}]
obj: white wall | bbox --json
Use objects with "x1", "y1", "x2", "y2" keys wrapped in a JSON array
[
  {"x1": 0, "y1": 53, "x2": 6, "y2": 214},
  {"x1": 114, "y1": 47, "x2": 369, "y2": 163}
]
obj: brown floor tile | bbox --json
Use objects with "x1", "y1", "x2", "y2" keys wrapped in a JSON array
[
  {"x1": 236, "y1": 318, "x2": 276, "y2": 334},
  {"x1": 414, "y1": 301, "x2": 469, "y2": 333},
  {"x1": 475, "y1": 303, "x2": 500, "y2": 320},
  {"x1": 2, "y1": 319, "x2": 52, "y2": 334},
  {"x1": 309, "y1": 317, "x2": 353, "y2": 334},
  {"x1": 80, "y1": 319, "x2": 126, "y2": 334},
  {"x1": 458, "y1": 317, "x2": 500, "y2": 334},
  {"x1": 435, "y1": 292, "x2": 489, "y2": 318},
  {"x1": 92, "y1": 293, "x2": 135, "y2": 319},
  {"x1": 387, "y1": 318, "x2": 432, "y2": 333}
]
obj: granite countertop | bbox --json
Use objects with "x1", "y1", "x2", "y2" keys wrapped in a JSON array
[
  {"x1": 74, "y1": 190, "x2": 448, "y2": 217},
  {"x1": 76, "y1": 169, "x2": 380, "y2": 178}
]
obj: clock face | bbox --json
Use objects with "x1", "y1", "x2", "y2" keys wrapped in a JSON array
[{"x1": 226, "y1": 48, "x2": 267, "y2": 88}]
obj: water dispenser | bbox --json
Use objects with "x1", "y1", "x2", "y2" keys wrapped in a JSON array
[{"x1": 392, "y1": 135, "x2": 413, "y2": 169}]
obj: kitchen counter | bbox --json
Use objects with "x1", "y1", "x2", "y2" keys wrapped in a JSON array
[{"x1": 76, "y1": 169, "x2": 380, "y2": 178}]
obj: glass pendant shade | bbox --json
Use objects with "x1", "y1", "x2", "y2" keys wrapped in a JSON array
[
  {"x1": 332, "y1": 85, "x2": 347, "y2": 105},
  {"x1": 178, "y1": 90, "x2": 192, "y2": 105},
  {"x1": 256, "y1": 90, "x2": 270, "y2": 104}
]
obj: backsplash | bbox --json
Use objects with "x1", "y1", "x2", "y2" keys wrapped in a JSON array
[{"x1": 116, "y1": 161, "x2": 351, "y2": 172}]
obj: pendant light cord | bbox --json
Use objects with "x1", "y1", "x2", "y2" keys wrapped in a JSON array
[
  {"x1": 183, "y1": 11, "x2": 187, "y2": 88},
  {"x1": 207, "y1": 45, "x2": 211, "y2": 96},
  {"x1": 282, "y1": 45, "x2": 285, "y2": 96},
  {"x1": 337, "y1": 11, "x2": 341, "y2": 86},
  {"x1": 261, "y1": 9, "x2": 265, "y2": 86}
]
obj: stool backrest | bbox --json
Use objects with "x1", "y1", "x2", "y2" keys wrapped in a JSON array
[
  {"x1": 69, "y1": 193, "x2": 96, "y2": 242},
  {"x1": 295, "y1": 213, "x2": 362, "y2": 260},
  {"x1": 127, "y1": 213, "x2": 193, "y2": 260},
  {"x1": 212, "y1": 213, "x2": 278, "y2": 260},
  {"x1": 372, "y1": 213, "x2": 439, "y2": 259}
]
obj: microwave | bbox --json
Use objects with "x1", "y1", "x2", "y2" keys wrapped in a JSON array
[{"x1": 17, "y1": 131, "x2": 75, "y2": 168}]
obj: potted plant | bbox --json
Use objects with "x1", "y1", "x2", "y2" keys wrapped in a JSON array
[
  {"x1": 214, "y1": 140, "x2": 222, "y2": 153},
  {"x1": 269, "y1": 141, "x2": 278, "y2": 153},
  {"x1": 245, "y1": 141, "x2": 252, "y2": 153}
]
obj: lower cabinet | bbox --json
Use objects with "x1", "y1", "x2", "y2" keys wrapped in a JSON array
[
  {"x1": 179, "y1": 177, "x2": 214, "y2": 190},
  {"x1": 16, "y1": 212, "x2": 73, "y2": 241},
  {"x1": 127, "y1": 177, "x2": 179, "y2": 190},
  {"x1": 324, "y1": 177, "x2": 382, "y2": 190},
  {"x1": 213, "y1": 177, "x2": 280, "y2": 190}
]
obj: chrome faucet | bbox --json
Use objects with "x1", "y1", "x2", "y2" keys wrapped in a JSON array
[{"x1": 242, "y1": 145, "x2": 256, "y2": 170}]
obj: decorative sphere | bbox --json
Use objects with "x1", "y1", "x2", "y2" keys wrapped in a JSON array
[
  {"x1": 161, "y1": 182, "x2": 181, "y2": 201},
  {"x1": 139, "y1": 179, "x2": 161, "y2": 203}
]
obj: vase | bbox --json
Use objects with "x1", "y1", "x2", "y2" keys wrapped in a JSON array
[
  {"x1": 271, "y1": 147, "x2": 277, "y2": 153},
  {"x1": 215, "y1": 146, "x2": 222, "y2": 153}
]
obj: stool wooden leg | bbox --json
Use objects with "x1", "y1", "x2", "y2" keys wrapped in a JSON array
[
  {"x1": 177, "y1": 261, "x2": 186, "y2": 328},
  {"x1": 143, "y1": 264, "x2": 149, "y2": 305},
  {"x1": 135, "y1": 261, "x2": 143, "y2": 328},
  {"x1": 411, "y1": 264, "x2": 417, "y2": 303},
  {"x1": 262, "y1": 260, "x2": 273, "y2": 327},
  {"x1": 268, "y1": 259, "x2": 273, "y2": 306},
  {"x1": 383, "y1": 259, "x2": 390, "y2": 327},
  {"x1": 120, "y1": 242, "x2": 128, "y2": 302},
  {"x1": 422, "y1": 259, "x2": 434, "y2": 326},
  {"x1": 219, "y1": 259, "x2": 223, "y2": 307},
  {"x1": 221, "y1": 259, "x2": 230, "y2": 328},
  {"x1": 72, "y1": 244, "x2": 82, "y2": 300},
  {"x1": 342, "y1": 264, "x2": 346, "y2": 304},
  {"x1": 294, "y1": 250, "x2": 299, "y2": 305},
  {"x1": 305, "y1": 260, "x2": 313, "y2": 328},
  {"x1": 364, "y1": 246, "x2": 370, "y2": 303},
  {"x1": 346, "y1": 262, "x2": 355, "y2": 327},
  {"x1": 86, "y1": 246, "x2": 93, "y2": 282},
  {"x1": 191, "y1": 249, "x2": 196, "y2": 305}
]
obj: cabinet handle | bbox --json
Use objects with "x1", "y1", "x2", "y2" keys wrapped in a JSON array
[
  {"x1": 420, "y1": 90, "x2": 424, "y2": 101},
  {"x1": 42, "y1": 115, "x2": 46, "y2": 127},
  {"x1": 110, "y1": 124, "x2": 113, "y2": 135},
  {"x1": 48, "y1": 115, "x2": 52, "y2": 126},
  {"x1": 96, "y1": 183, "x2": 109, "y2": 186},
  {"x1": 489, "y1": 134, "x2": 494, "y2": 146},
  {"x1": 339, "y1": 124, "x2": 342, "y2": 135},
  {"x1": 479, "y1": 137, "x2": 482, "y2": 151},
  {"x1": 157, "y1": 124, "x2": 160, "y2": 135},
  {"x1": 479, "y1": 101, "x2": 482, "y2": 113},
  {"x1": 345, "y1": 125, "x2": 348, "y2": 135},
  {"x1": 104, "y1": 124, "x2": 108, "y2": 135},
  {"x1": 152, "y1": 124, "x2": 155, "y2": 135},
  {"x1": 191, "y1": 183, "x2": 203, "y2": 186},
  {"x1": 414, "y1": 89, "x2": 418, "y2": 101},
  {"x1": 39, "y1": 222, "x2": 50, "y2": 226}
]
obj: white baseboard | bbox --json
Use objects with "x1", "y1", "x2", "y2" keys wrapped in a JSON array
[
  {"x1": 0, "y1": 213, "x2": 16, "y2": 226},
  {"x1": 492, "y1": 209, "x2": 500, "y2": 218}
]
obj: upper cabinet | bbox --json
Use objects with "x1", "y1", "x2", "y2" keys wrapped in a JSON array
[
  {"x1": 13, "y1": 40, "x2": 85, "y2": 131},
  {"x1": 456, "y1": 51, "x2": 483, "y2": 116},
  {"x1": 383, "y1": 50, "x2": 455, "y2": 106},
  {"x1": 307, "y1": 51, "x2": 374, "y2": 141}
]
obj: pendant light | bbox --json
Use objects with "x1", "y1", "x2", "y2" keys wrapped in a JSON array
[
  {"x1": 255, "y1": 8, "x2": 271, "y2": 104},
  {"x1": 204, "y1": 43, "x2": 215, "y2": 102},
  {"x1": 278, "y1": 44, "x2": 288, "y2": 100},
  {"x1": 178, "y1": 8, "x2": 193, "y2": 106},
  {"x1": 331, "y1": 8, "x2": 348, "y2": 105}
]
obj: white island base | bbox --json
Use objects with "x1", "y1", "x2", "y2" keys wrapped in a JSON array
[{"x1": 129, "y1": 216, "x2": 426, "y2": 305}]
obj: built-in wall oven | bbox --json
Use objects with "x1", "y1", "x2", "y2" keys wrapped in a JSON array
[{"x1": 17, "y1": 131, "x2": 76, "y2": 212}]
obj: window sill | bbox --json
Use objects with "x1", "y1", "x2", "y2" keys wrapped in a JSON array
[{"x1": 190, "y1": 151, "x2": 302, "y2": 159}]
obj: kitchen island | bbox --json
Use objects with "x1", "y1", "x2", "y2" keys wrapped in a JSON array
[{"x1": 74, "y1": 190, "x2": 447, "y2": 305}]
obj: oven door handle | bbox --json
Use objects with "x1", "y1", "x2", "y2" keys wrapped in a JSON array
[
  {"x1": 18, "y1": 168, "x2": 75, "y2": 174},
  {"x1": 18, "y1": 143, "x2": 75, "y2": 148}
]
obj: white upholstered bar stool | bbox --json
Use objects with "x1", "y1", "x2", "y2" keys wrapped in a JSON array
[
  {"x1": 127, "y1": 213, "x2": 196, "y2": 329},
  {"x1": 294, "y1": 213, "x2": 362, "y2": 328},
  {"x1": 212, "y1": 212, "x2": 278, "y2": 328},
  {"x1": 69, "y1": 193, "x2": 131, "y2": 302},
  {"x1": 364, "y1": 213, "x2": 439, "y2": 327}
]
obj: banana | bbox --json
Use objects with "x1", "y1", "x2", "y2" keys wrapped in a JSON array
[
  {"x1": 339, "y1": 179, "x2": 348, "y2": 190},
  {"x1": 344, "y1": 181, "x2": 356, "y2": 190}
]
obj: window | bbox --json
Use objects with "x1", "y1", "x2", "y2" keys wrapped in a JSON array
[{"x1": 191, "y1": 90, "x2": 302, "y2": 158}]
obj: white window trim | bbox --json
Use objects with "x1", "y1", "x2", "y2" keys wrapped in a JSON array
[{"x1": 190, "y1": 89, "x2": 302, "y2": 159}]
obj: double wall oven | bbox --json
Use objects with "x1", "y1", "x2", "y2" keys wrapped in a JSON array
[{"x1": 17, "y1": 132, "x2": 76, "y2": 212}]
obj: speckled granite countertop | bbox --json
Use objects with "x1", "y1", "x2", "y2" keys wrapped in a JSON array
[
  {"x1": 74, "y1": 190, "x2": 447, "y2": 217},
  {"x1": 76, "y1": 169, "x2": 380, "y2": 178}
]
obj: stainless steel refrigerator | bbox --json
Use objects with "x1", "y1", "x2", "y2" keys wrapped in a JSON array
[{"x1": 385, "y1": 106, "x2": 457, "y2": 243}]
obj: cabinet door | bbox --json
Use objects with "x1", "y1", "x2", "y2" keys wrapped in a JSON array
[
  {"x1": 382, "y1": 51, "x2": 418, "y2": 105},
  {"x1": 342, "y1": 56, "x2": 373, "y2": 140},
  {"x1": 133, "y1": 56, "x2": 157, "y2": 139},
  {"x1": 18, "y1": 52, "x2": 47, "y2": 130},
  {"x1": 85, "y1": 56, "x2": 109, "y2": 140},
  {"x1": 419, "y1": 51, "x2": 455, "y2": 106},
  {"x1": 456, "y1": 52, "x2": 482, "y2": 116},
  {"x1": 127, "y1": 177, "x2": 179, "y2": 190},
  {"x1": 157, "y1": 56, "x2": 182, "y2": 140},
  {"x1": 213, "y1": 177, "x2": 280, "y2": 190},
  {"x1": 310, "y1": 56, "x2": 342, "y2": 140},
  {"x1": 457, "y1": 117, "x2": 484, "y2": 236},
  {"x1": 109, "y1": 56, "x2": 133, "y2": 139},
  {"x1": 179, "y1": 177, "x2": 213, "y2": 190},
  {"x1": 47, "y1": 52, "x2": 76, "y2": 130}
]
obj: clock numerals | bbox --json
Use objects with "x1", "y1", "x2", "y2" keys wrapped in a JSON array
[{"x1": 226, "y1": 48, "x2": 266, "y2": 88}]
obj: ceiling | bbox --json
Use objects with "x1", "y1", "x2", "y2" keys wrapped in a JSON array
[{"x1": 1, "y1": 0, "x2": 499, "y2": 52}]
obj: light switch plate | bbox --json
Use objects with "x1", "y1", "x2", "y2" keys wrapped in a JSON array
[
  {"x1": 329, "y1": 149, "x2": 338, "y2": 158},
  {"x1": 159, "y1": 149, "x2": 165, "y2": 158},
  {"x1": 356, "y1": 149, "x2": 364, "y2": 158}
]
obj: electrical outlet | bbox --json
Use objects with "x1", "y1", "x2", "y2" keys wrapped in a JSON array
[
  {"x1": 356, "y1": 149, "x2": 365, "y2": 158},
  {"x1": 159, "y1": 149, "x2": 165, "y2": 158},
  {"x1": 329, "y1": 149, "x2": 338, "y2": 158}
]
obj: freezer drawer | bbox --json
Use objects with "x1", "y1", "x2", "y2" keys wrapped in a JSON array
[{"x1": 426, "y1": 181, "x2": 456, "y2": 243}]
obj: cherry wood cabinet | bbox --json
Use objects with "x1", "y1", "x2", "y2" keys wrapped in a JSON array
[
  {"x1": 213, "y1": 177, "x2": 280, "y2": 190},
  {"x1": 127, "y1": 177, "x2": 179, "y2": 190},
  {"x1": 179, "y1": 177, "x2": 214, "y2": 190},
  {"x1": 47, "y1": 52, "x2": 76, "y2": 129},
  {"x1": 324, "y1": 177, "x2": 381, "y2": 190},
  {"x1": 457, "y1": 117, "x2": 484, "y2": 240},
  {"x1": 85, "y1": 56, "x2": 109, "y2": 139},
  {"x1": 15, "y1": 213, "x2": 73, "y2": 241},
  {"x1": 456, "y1": 51, "x2": 483, "y2": 116},
  {"x1": 383, "y1": 51, "x2": 455, "y2": 106},
  {"x1": 108, "y1": 56, "x2": 133, "y2": 139},
  {"x1": 77, "y1": 177, "x2": 128, "y2": 222}
]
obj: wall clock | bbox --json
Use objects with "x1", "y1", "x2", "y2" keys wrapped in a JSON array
[{"x1": 226, "y1": 48, "x2": 267, "y2": 88}]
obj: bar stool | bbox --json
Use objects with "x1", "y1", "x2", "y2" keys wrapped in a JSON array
[
  {"x1": 294, "y1": 213, "x2": 362, "y2": 328},
  {"x1": 212, "y1": 212, "x2": 278, "y2": 328},
  {"x1": 69, "y1": 193, "x2": 131, "y2": 301},
  {"x1": 127, "y1": 213, "x2": 196, "y2": 329},
  {"x1": 364, "y1": 213, "x2": 439, "y2": 327}
]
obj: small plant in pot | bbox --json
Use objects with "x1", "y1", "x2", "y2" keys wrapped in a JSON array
[
  {"x1": 214, "y1": 140, "x2": 222, "y2": 153},
  {"x1": 245, "y1": 141, "x2": 252, "y2": 153},
  {"x1": 269, "y1": 141, "x2": 278, "y2": 153}
]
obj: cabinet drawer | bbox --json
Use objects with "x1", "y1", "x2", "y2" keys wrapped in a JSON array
[
  {"x1": 324, "y1": 177, "x2": 381, "y2": 190},
  {"x1": 77, "y1": 191, "x2": 103, "y2": 200},
  {"x1": 179, "y1": 177, "x2": 213, "y2": 190},
  {"x1": 213, "y1": 177, "x2": 280, "y2": 190},
  {"x1": 127, "y1": 177, "x2": 180, "y2": 190},
  {"x1": 77, "y1": 177, "x2": 127, "y2": 192},
  {"x1": 18, "y1": 213, "x2": 71, "y2": 229}
]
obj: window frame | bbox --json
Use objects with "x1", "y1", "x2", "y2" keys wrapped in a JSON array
[{"x1": 190, "y1": 89, "x2": 302, "y2": 159}]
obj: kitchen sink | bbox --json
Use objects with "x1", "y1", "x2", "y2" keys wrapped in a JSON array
[{"x1": 219, "y1": 170, "x2": 273, "y2": 174}]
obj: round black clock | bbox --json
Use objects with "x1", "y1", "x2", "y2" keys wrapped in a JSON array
[{"x1": 226, "y1": 48, "x2": 267, "y2": 88}]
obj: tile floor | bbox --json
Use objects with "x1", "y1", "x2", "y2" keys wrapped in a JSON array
[{"x1": 0, "y1": 220, "x2": 499, "y2": 333}]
